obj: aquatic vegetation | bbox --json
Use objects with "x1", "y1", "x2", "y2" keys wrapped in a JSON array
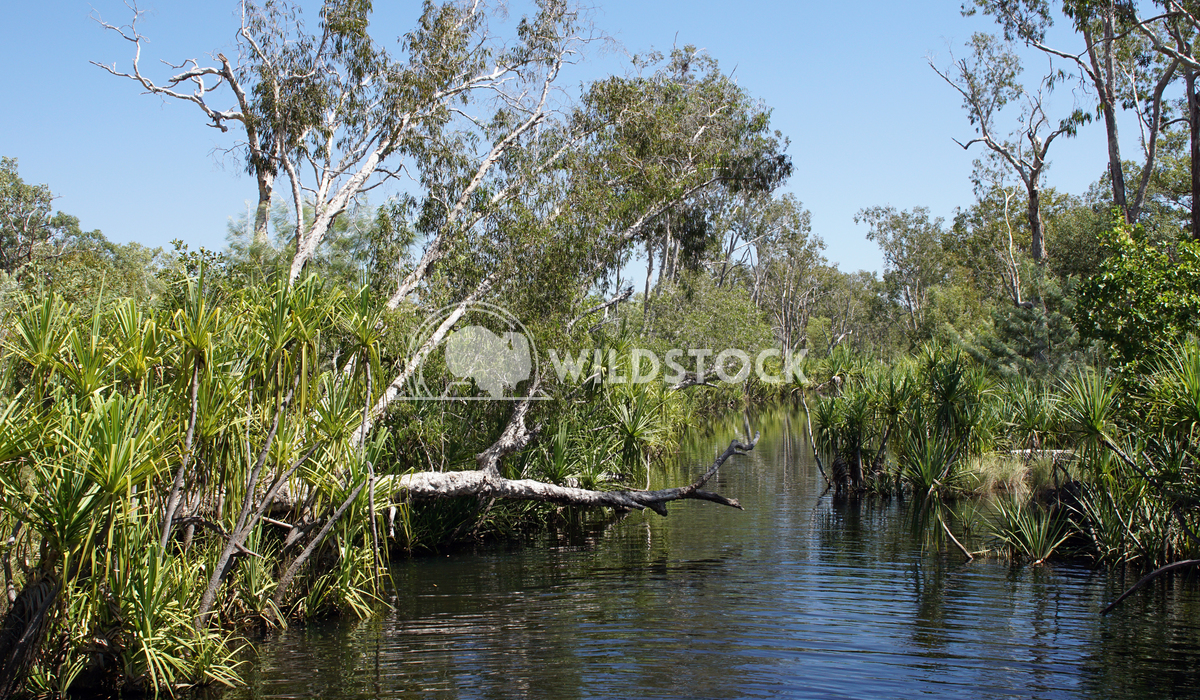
[
  {"x1": 898, "y1": 418, "x2": 963, "y2": 497},
  {"x1": 987, "y1": 498, "x2": 1072, "y2": 565}
]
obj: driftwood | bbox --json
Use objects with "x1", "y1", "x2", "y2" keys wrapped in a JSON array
[
  {"x1": 388, "y1": 453, "x2": 753, "y2": 516},
  {"x1": 386, "y1": 394, "x2": 758, "y2": 516}
]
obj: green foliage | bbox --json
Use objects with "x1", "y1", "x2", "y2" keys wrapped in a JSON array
[
  {"x1": 0, "y1": 157, "x2": 90, "y2": 278},
  {"x1": 1001, "y1": 379, "x2": 1058, "y2": 451},
  {"x1": 988, "y1": 498, "x2": 1072, "y2": 564},
  {"x1": 641, "y1": 273, "x2": 774, "y2": 355},
  {"x1": 0, "y1": 275, "x2": 401, "y2": 693},
  {"x1": 1059, "y1": 368, "x2": 1120, "y2": 457},
  {"x1": 13, "y1": 0, "x2": 1200, "y2": 679},
  {"x1": 981, "y1": 271, "x2": 1084, "y2": 377},
  {"x1": 899, "y1": 417, "x2": 964, "y2": 496},
  {"x1": 855, "y1": 206, "x2": 950, "y2": 342},
  {"x1": 0, "y1": 157, "x2": 166, "y2": 310},
  {"x1": 1074, "y1": 223, "x2": 1200, "y2": 371},
  {"x1": 810, "y1": 344, "x2": 998, "y2": 494}
]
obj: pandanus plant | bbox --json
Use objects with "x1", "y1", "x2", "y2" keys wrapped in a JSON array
[
  {"x1": 865, "y1": 366, "x2": 917, "y2": 478},
  {"x1": 6, "y1": 292, "x2": 69, "y2": 403},
  {"x1": 0, "y1": 273, "x2": 389, "y2": 693},
  {"x1": 897, "y1": 409, "x2": 963, "y2": 498},
  {"x1": 111, "y1": 298, "x2": 169, "y2": 393},
  {"x1": 1003, "y1": 380, "x2": 1058, "y2": 455},
  {"x1": 988, "y1": 497, "x2": 1072, "y2": 565}
]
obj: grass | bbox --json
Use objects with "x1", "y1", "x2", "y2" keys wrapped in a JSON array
[
  {"x1": 962, "y1": 454, "x2": 1031, "y2": 496},
  {"x1": 961, "y1": 451, "x2": 1071, "y2": 497}
]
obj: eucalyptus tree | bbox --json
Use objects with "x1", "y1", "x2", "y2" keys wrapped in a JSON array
[
  {"x1": 966, "y1": 0, "x2": 1180, "y2": 225},
  {"x1": 355, "y1": 45, "x2": 791, "y2": 445},
  {"x1": 0, "y1": 158, "x2": 91, "y2": 280},
  {"x1": 950, "y1": 174, "x2": 1032, "y2": 307},
  {"x1": 569, "y1": 47, "x2": 792, "y2": 295},
  {"x1": 855, "y1": 206, "x2": 950, "y2": 340},
  {"x1": 742, "y1": 194, "x2": 826, "y2": 353},
  {"x1": 96, "y1": 0, "x2": 589, "y2": 284},
  {"x1": 1125, "y1": 0, "x2": 1200, "y2": 238},
  {"x1": 97, "y1": 0, "x2": 791, "y2": 430},
  {"x1": 931, "y1": 32, "x2": 1089, "y2": 261}
]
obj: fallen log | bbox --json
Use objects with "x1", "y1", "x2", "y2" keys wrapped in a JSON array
[{"x1": 385, "y1": 430, "x2": 759, "y2": 516}]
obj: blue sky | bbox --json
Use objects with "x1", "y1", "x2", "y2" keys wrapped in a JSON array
[{"x1": 2, "y1": 1, "x2": 1126, "y2": 274}]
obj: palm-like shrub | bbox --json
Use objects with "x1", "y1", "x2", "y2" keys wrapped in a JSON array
[{"x1": 988, "y1": 498, "x2": 1071, "y2": 564}]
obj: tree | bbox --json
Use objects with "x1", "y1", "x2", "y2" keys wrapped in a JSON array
[
  {"x1": 1075, "y1": 221, "x2": 1200, "y2": 369},
  {"x1": 97, "y1": 0, "x2": 589, "y2": 284},
  {"x1": 1127, "y1": 0, "x2": 1200, "y2": 239},
  {"x1": 856, "y1": 206, "x2": 950, "y2": 339},
  {"x1": 0, "y1": 158, "x2": 163, "y2": 310},
  {"x1": 742, "y1": 194, "x2": 826, "y2": 352},
  {"x1": 931, "y1": 32, "x2": 1088, "y2": 261},
  {"x1": 949, "y1": 176, "x2": 1033, "y2": 307},
  {"x1": 567, "y1": 48, "x2": 792, "y2": 301},
  {"x1": 0, "y1": 157, "x2": 89, "y2": 280},
  {"x1": 968, "y1": 0, "x2": 1179, "y2": 225},
  {"x1": 74, "y1": 2, "x2": 794, "y2": 669}
]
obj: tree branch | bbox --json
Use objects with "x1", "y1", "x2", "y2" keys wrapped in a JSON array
[
  {"x1": 567, "y1": 287, "x2": 633, "y2": 331},
  {"x1": 1101, "y1": 559, "x2": 1200, "y2": 614}
]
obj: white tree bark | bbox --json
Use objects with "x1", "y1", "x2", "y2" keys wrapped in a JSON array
[{"x1": 387, "y1": 425, "x2": 759, "y2": 516}]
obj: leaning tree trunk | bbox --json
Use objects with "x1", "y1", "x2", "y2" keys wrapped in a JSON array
[
  {"x1": 264, "y1": 385, "x2": 760, "y2": 620},
  {"x1": 1086, "y1": 20, "x2": 1129, "y2": 222}
]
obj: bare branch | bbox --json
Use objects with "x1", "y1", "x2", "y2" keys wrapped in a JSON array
[
  {"x1": 1102, "y1": 559, "x2": 1200, "y2": 615},
  {"x1": 567, "y1": 287, "x2": 633, "y2": 331}
]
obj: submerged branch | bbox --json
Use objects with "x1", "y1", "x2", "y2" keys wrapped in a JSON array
[
  {"x1": 1101, "y1": 559, "x2": 1200, "y2": 615},
  {"x1": 939, "y1": 513, "x2": 974, "y2": 562},
  {"x1": 800, "y1": 395, "x2": 831, "y2": 486}
]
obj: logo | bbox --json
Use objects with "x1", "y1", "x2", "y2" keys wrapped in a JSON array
[
  {"x1": 402, "y1": 301, "x2": 808, "y2": 401},
  {"x1": 405, "y1": 302, "x2": 546, "y2": 401}
]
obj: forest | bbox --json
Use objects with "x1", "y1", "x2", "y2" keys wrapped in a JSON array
[{"x1": 1, "y1": 0, "x2": 1199, "y2": 696}]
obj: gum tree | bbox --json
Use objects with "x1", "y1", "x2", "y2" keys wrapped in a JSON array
[
  {"x1": 931, "y1": 32, "x2": 1090, "y2": 262},
  {"x1": 966, "y1": 0, "x2": 1180, "y2": 225},
  {"x1": 96, "y1": 0, "x2": 588, "y2": 284},
  {"x1": 70, "y1": 3, "x2": 794, "y2": 669}
]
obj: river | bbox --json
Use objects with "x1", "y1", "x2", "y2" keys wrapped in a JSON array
[{"x1": 221, "y1": 407, "x2": 1200, "y2": 699}]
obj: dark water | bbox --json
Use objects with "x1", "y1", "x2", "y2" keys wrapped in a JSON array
[{"x1": 226, "y1": 408, "x2": 1200, "y2": 699}]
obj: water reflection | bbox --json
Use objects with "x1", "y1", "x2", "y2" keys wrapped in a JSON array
[{"x1": 220, "y1": 406, "x2": 1200, "y2": 700}]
